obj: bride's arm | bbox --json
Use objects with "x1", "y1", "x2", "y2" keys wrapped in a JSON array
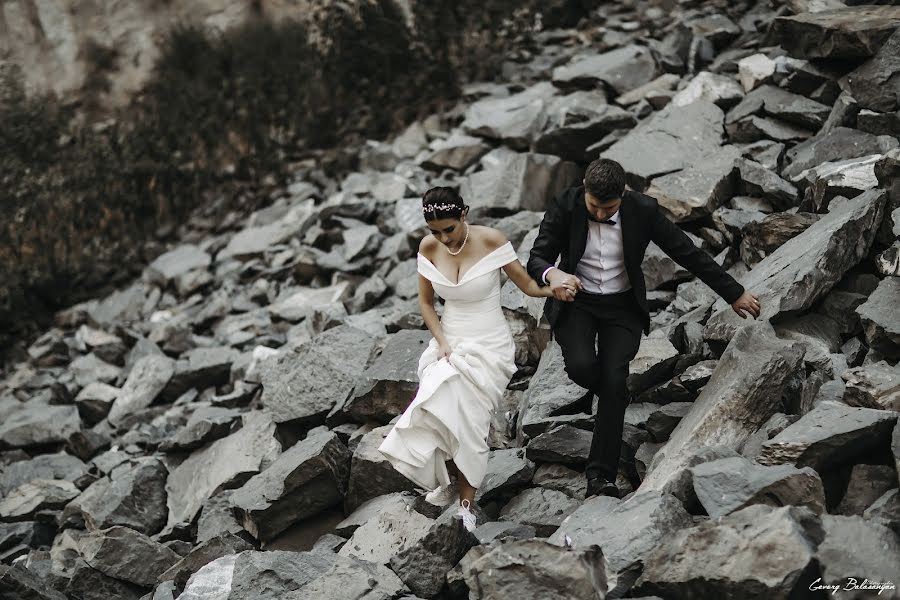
[
  {"x1": 418, "y1": 274, "x2": 453, "y2": 356},
  {"x1": 503, "y1": 260, "x2": 555, "y2": 298}
]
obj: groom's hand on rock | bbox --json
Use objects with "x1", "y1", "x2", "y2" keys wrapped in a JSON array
[
  {"x1": 548, "y1": 269, "x2": 582, "y2": 302},
  {"x1": 731, "y1": 292, "x2": 761, "y2": 319}
]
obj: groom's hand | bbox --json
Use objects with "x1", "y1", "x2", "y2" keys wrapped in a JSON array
[
  {"x1": 547, "y1": 269, "x2": 582, "y2": 302},
  {"x1": 731, "y1": 292, "x2": 761, "y2": 319}
]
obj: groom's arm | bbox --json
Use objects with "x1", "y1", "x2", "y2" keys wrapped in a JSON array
[
  {"x1": 527, "y1": 191, "x2": 568, "y2": 284},
  {"x1": 650, "y1": 201, "x2": 745, "y2": 304}
]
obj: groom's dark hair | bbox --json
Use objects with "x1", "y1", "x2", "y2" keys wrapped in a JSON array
[{"x1": 584, "y1": 159, "x2": 626, "y2": 202}]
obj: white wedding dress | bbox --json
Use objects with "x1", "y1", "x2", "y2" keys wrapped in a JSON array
[{"x1": 378, "y1": 241, "x2": 519, "y2": 491}]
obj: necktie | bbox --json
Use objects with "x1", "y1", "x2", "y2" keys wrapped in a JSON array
[{"x1": 590, "y1": 217, "x2": 616, "y2": 225}]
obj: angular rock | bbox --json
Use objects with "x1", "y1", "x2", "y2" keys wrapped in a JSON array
[
  {"x1": 0, "y1": 452, "x2": 88, "y2": 496},
  {"x1": 63, "y1": 457, "x2": 168, "y2": 534},
  {"x1": 726, "y1": 115, "x2": 812, "y2": 144},
  {"x1": 107, "y1": 354, "x2": 174, "y2": 426},
  {"x1": 856, "y1": 276, "x2": 900, "y2": 361},
  {"x1": 739, "y1": 211, "x2": 819, "y2": 267},
  {"x1": 337, "y1": 497, "x2": 433, "y2": 565},
  {"x1": 552, "y1": 45, "x2": 660, "y2": 95},
  {"x1": 517, "y1": 342, "x2": 590, "y2": 439},
  {"x1": 498, "y1": 487, "x2": 580, "y2": 537},
  {"x1": 462, "y1": 539, "x2": 607, "y2": 600},
  {"x1": 727, "y1": 85, "x2": 831, "y2": 131},
  {"x1": 774, "y1": 7, "x2": 900, "y2": 59},
  {"x1": 549, "y1": 491, "x2": 692, "y2": 579},
  {"x1": 459, "y1": 151, "x2": 583, "y2": 213},
  {"x1": 815, "y1": 515, "x2": 900, "y2": 597},
  {"x1": 345, "y1": 425, "x2": 417, "y2": 511},
  {"x1": 842, "y1": 361, "x2": 900, "y2": 411},
  {"x1": 602, "y1": 101, "x2": 726, "y2": 188},
  {"x1": 158, "y1": 532, "x2": 254, "y2": 589},
  {"x1": 633, "y1": 505, "x2": 824, "y2": 599},
  {"x1": 261, "y1": 325, "x2": 377, "y2": 426},
  {"x1": 734, "y1": 158, "x2": 798, "y2": 210},
  {"x1": 671, "y1": 71, "x2": 743, "y2": 108},
  {"x1": 389, "y1": 507, "x2": 478, "y2": 597},
  {"x1": 798, "y1": 154, "x2": 882, "y2": 212},
  {"x1": 738, "y1": 53, "x2": 776, "y2": 92},
  {"x1": 0, "y1": 478, "x2": 79, "y2": 521},
  {"x1": 164, "y1": 411, "x2": 281, "y2": 530},
  {"x1": 705, "y1": 190, "x2": 886, "y2": 342},
  {"x1": 0, "y1": 404, "x2": 81, "y2": 449},
  {"x1": 639, "y1": 324, "x2": 804, "y2": 496},
  {"x1": 462, "y1": 83, "x2": 556, "y2": 148},
  {"x1": 525, "y1": 424, "x2": 591, "y2": 466},
  {"x1": 627, "y1": 336, "x2": 680, "y2": 395},
  {"x1": 691, "y1": 456, "x2": 826, "y2": 518},
  {"x1": 231, "y1": 430, "x2": 351, "y2": 542},
  {"x1": 535, "y1": 102, "x2": 636, "y2": 163},
  {"x1": 420, "y1": 133, "x2": 490, "y2": 172},
  {"x1": 782, "y1": 126, "x2": 898, "y2": 180},
  {"x1": 475, "y1": 449, "x2": 535, "y2": 503},
  {"x1": 834, "y1": 464, "x2": 898, "y2": 516},
  {"x1": 145, "y1": 245, "x2": 211, "y2": 287},
  {"x1": 0, "y1": 564, "x2": 68, "y2": 600},
  {"x1": 647, "y1": 146, "x2": 741, "y2": 222},
  {"x1": 80, "y1": 526, "x2": 181, "y2": 587},
  {"x1": 342, "y1": 329, "x2": 430, "y2": 424},
  {"x1": 758, "y1": 401, "x2": 898, "y2": 471}
]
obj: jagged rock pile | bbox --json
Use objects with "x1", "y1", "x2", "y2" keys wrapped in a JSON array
[{"x1": 2, "y1": 0, "x2": 899, "y2": 599}]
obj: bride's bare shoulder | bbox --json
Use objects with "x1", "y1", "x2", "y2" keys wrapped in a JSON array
[
  {"x1": 475, "y1": 226, "x2": 509, "y2": 250},
  {"x1": 419, "y1": 235, "x2": 438, "y2": 257}
]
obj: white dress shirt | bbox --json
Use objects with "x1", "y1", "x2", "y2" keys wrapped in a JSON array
[{"x1": 542, "y1": 208, "x2": 631, "y2": 294}]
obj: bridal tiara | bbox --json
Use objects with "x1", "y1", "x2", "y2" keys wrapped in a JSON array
[{"x1": 423, "y1": 203, "x2": 462, "y2": 213}]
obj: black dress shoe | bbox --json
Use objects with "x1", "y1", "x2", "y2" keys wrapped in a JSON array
[{"x1": 586, "y1": 476, "x2": 620, "y2": 499}]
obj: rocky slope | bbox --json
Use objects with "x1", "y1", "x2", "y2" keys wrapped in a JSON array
[{"x1": 1, "y1": 0, "x2": 899, "y2": 599}]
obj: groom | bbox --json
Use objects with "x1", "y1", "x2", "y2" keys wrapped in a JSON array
[{"x1": 527, "y1": 158, "x2": 761, "y2": 499}]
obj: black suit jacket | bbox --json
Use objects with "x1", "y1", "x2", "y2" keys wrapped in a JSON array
[{"x1": 527, "y1": 186, "x2": 745, "y2": 335}]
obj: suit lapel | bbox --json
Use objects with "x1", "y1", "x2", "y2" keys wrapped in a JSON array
[
  {"x1": 570, "y1": 190, "x2": 589, "y2": 269},
  {"x1": 620, "y1": 191, "x2": 637, "y2": 273}
]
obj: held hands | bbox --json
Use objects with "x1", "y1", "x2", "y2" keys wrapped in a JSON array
[
  {"x1": 731, "y1": 291, "x2": 762, "y2": 319},
  {"x1": 547, "y1": 269, "x2": 582, "y2": 302}
]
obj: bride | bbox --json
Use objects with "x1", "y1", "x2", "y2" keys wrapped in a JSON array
[{"x1": 378, "y1": 187, "x2": 559, "y2": 532}]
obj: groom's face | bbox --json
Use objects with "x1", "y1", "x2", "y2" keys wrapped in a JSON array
[{"x1": 584, "y1": 190, "x2": 621, "y2": 222}]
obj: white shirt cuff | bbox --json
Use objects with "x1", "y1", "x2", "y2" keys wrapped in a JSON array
[{"x1": 541, "y1": 266, "x2": 554, "y2": 285}]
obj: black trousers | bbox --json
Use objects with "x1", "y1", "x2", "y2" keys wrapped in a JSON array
[{"x1": 552, "y1": 289, "x2": 643, "y2": 482}]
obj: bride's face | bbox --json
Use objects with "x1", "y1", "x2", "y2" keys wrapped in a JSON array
[{"x1": 426, "y1": 216, "x2": 466, "y2": 249}]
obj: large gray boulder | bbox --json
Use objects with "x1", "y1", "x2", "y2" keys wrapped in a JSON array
[
  {"x1": 230, "y1": 430, "x2": 351, "y2": 542},
  {"x1": 459, "y1": 152, "x2": 583, "y2": 213},
  {"x1": 843, "y1": 26, "x2": 900, "y2": 113},
  {"x1": 633, "y1": 505, "x2": 824, "y2": 599},
  {"x1": 549, "y1": 491, "x2": 692, "y2": 586},
  {"x1": 342, "y1": 329, "x2": 431, "y2": 424},
  {"x1": 773, "y1": 6, "x2": 900, "y2": 59},
  {"x1": 260, "y1": 325, "x2": 378, "y2": 426},
  {"x1": 164, "y1": 411, "x2": 281, "y2": 530},
  {"x1": 638, "y1": 324, "x2": 804, "y2": 496},
  {"x1": 757, "y1": 401, "x2": 898, "y2": 471},
  {"x1": 461, "y1": 83, "x2": 555, "y2": 149},
  {"x1": 0, "y1": 404, "x2": 81, "y2": 449},
  {"x1": 461, "y1": 539, "x2": 608, "y2": 600},
  {"x1": 856, "y1": 276, "x2": 900, "y2": 361},
  {"x1": 705, "y1": 190, "x2": 886, "y2": 343},
  {"x1": 107, "y1": 354, "x2": 174, "y2": 426},
  {"x1": 690, "y1": 456, "x2": 826, "y2": 518},
  {"x1": 601, "y1": 101, "x2": 726, "y2": 189},
  {"x1": 80, "y1": 526, "x2": 181, "y2": 587},
  {"x1": 552, "y1": 45, "x2": 660, "y2": 95}
]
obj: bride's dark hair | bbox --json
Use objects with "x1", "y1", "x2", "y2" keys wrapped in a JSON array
[{"x1": 422, "y1": 187, "x2": 468, "y2": 221}]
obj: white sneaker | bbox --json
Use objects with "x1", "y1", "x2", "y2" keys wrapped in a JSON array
[
  {"x1": 456, "y1": 499, "x2": 477, "y2": 532},
  {"x1": 425, "y1": 482, "x2": 459, "y2": 506}
]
